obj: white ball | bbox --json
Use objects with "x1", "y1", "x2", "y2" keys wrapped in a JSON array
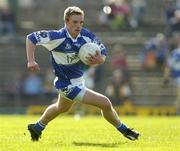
[{"x1": 79, "y1": 42, "x2": 100, "y2": 65}]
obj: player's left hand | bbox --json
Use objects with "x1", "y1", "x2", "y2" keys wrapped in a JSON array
[{"x1": 86, "y1": 51, "x2": 105, "y2": 65}]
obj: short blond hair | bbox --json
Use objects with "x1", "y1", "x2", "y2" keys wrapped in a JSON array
[{"x1": 64, "y1": 6, "x2": 84, "y2": 21}]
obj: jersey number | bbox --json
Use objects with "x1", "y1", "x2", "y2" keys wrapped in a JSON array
[{"x1": 66, "y1": 54, "x2": 78, "y2": 63}]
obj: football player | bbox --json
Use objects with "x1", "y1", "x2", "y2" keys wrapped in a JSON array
[{"x1": 26, "y1": 6, "x2": 140, "y2": 141}]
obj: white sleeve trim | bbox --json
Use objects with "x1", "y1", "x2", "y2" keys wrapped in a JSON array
[{"x1": 37, "y1": 38, "x2": 65, "y2": 51}]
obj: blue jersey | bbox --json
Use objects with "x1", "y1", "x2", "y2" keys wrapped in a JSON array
[
  {"x1": 27, "y1": 27, "x2": 107, "y2": 90},
  {"x1": 168, "y1": 47, "x2": 180, "y2": 79}
]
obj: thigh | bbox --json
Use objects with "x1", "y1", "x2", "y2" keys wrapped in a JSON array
[
  {"x1": 56, "y1": 94, "x2": 74, "y2": 112},
  {"x1": 82, "y1": 88, "x2": 110, "y2": 108}
]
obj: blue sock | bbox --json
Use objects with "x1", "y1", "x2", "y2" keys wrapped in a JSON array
[
  {"x1": 117, "y1": 123, "x2": 128, "y2": 134},
  {"x1": 34, "y1": 121, "x2": 46, "y2": 133}
]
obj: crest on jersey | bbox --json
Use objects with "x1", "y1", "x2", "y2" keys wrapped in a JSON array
[
  {"x1": 65, "y1": 43, "x2": 71, "y2": 49},
  {"x1": 74, "y1": 43, "x2": 81, "y2": 47}
]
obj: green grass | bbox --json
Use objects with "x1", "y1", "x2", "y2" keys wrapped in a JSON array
[{"x1": 0, "y1": 115, "x2": 180, "y2": 151}]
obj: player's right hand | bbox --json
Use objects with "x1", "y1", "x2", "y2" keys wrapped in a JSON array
[
  {"x1": 86, "y1": 51, "x2": 105, "y2": 65},
  {"x1": 27, "y1": 61, "x2": 40, "y2": 72}
]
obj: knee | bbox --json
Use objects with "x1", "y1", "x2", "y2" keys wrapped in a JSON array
[{"x1": 100, "y1": 97, "x2": 113, "y2": 111}]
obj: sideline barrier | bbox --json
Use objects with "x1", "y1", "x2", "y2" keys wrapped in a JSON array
[{"x1": 26, "y1": 103, "x2": 177, "y2": 116}]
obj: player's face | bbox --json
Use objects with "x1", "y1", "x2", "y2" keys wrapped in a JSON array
[{"x1": 66, "y1": 14, "x2": 84, "y2": 39}]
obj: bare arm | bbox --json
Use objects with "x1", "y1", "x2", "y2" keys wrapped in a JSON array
[{"x1": 26, "y1": 38, "x2": 40, "y2": 72}]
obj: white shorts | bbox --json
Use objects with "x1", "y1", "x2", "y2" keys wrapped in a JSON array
[{"x1": 56, "y1": 77, "x2": 87, "y2": 102}]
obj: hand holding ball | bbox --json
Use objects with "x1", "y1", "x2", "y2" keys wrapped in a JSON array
[{"x1": 79, "y1": 42, "x2": 101, "y2": 65}]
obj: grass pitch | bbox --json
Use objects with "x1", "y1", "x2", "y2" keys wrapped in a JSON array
[{"x1": 0, "y1": 115, "x2": 180, "y2": 151}]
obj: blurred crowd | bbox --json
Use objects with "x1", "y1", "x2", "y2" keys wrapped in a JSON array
[
  {"x1": 164, "y1": 0, "x2": 180, "y2": 36},
  {"x1": 98, "y1": 0, "x2": 180, "y2": 112},
  {"x1": 0, "y1": 0, "x2": 18, "y2": 41},
  {"x1": 99, "y1": 0, "x2": 180, "y2": 33},
  {"x1": 0, "y1": 0, "x2": 180, "y2": 113},
  {"x1": 99, "y1": 0, "x2": 147, "y2": 30},
  {"x1": 4, "y1": 68, "x2": 57, "y2": 105}
]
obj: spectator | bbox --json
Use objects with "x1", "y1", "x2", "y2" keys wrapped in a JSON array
[
  {"x1": 21, "y1": 72, "x2": 43, "y2": 97},
  {"x1": 130, "y1": 0, "x2": 146, "y2": 29},
  {"x1": 110, "y1": 44, "x2": 128, "y2": 72},
  {"x1": 164, "y1": 33, "x2": 180, "y2": 114},
  {"x1": 170, "y1": 10, "x2": 180, "y2": 34},
  {"x1": 4, "y1": 72, "x2": 22, "y2": 105},
  {"x1": 140, "y1": 33, "x2": 169, "y2": 70},
  {"x1": 100, "y1": 0, "x2": 131, "y2": 30},
  {"x1": 109, "y1": 44, "x2": 129, "y2": 86},
  {"x1": 0, "y1": 6, "x2": 16, "y2": 38},
  {"x1": 105, "y1": 69, "x2": 132, "y2": 105},
  {"x1": 98, "y1": 8, "x2": 110, "y2": 25},
  {"x1": 164, "y1": 0, "x2": 176, "y2": 28},
  {"x1": 110, "y1": 0, "x2": 131, "y2": 30},
  {"x1": 164, "y1": 0, "x2": 180, "y2": 35}
]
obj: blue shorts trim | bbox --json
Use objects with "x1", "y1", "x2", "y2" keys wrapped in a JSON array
[{"x1": 67, "y1": 86, "x2": 81, "y2": 100}]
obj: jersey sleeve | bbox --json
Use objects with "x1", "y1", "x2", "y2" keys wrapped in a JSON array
[
  {"x1": 92, "y1": 36, "x2": 107, "y2": 56},
  {"x1": 27, "y1": 30, "x2": 64, "y2": 50},
  {"x1": 168, "y1": 49, "x2": 180, "y2": 69},
  {"x1": 81, "y1": 28, "x2": 107, "y2": 56},
  {"x1": 27, "y1": 30, "x2": 51, "y2": 45}
]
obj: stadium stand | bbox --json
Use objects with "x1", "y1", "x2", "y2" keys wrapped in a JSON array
[{"x1": 0, "y1": 0, "x2": 177, "y2": 115}]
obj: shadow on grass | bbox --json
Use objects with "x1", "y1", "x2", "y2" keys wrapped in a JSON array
[{"x1": 73, "y1": 141, "x2": 127, "y2": 148}]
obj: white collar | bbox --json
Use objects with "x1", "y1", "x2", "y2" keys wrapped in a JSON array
[{"x1": 65, "y1": 27, "x2": 81, "y2": 42}]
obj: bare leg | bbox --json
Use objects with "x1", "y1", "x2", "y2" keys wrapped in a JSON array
[
  {"x1": 82, "y1": 88, "x2": 121, "y2": 127},
  {"x1": 28, "y1": 89, "x2": 139, "y2": 141},
  {"x1": 39, "y1": 94, "x2": 74, "y2": 125}
]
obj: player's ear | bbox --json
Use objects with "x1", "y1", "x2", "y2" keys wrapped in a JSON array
[{"x1": 65, "y1": 18, "x2": 69, "y2": 24}]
